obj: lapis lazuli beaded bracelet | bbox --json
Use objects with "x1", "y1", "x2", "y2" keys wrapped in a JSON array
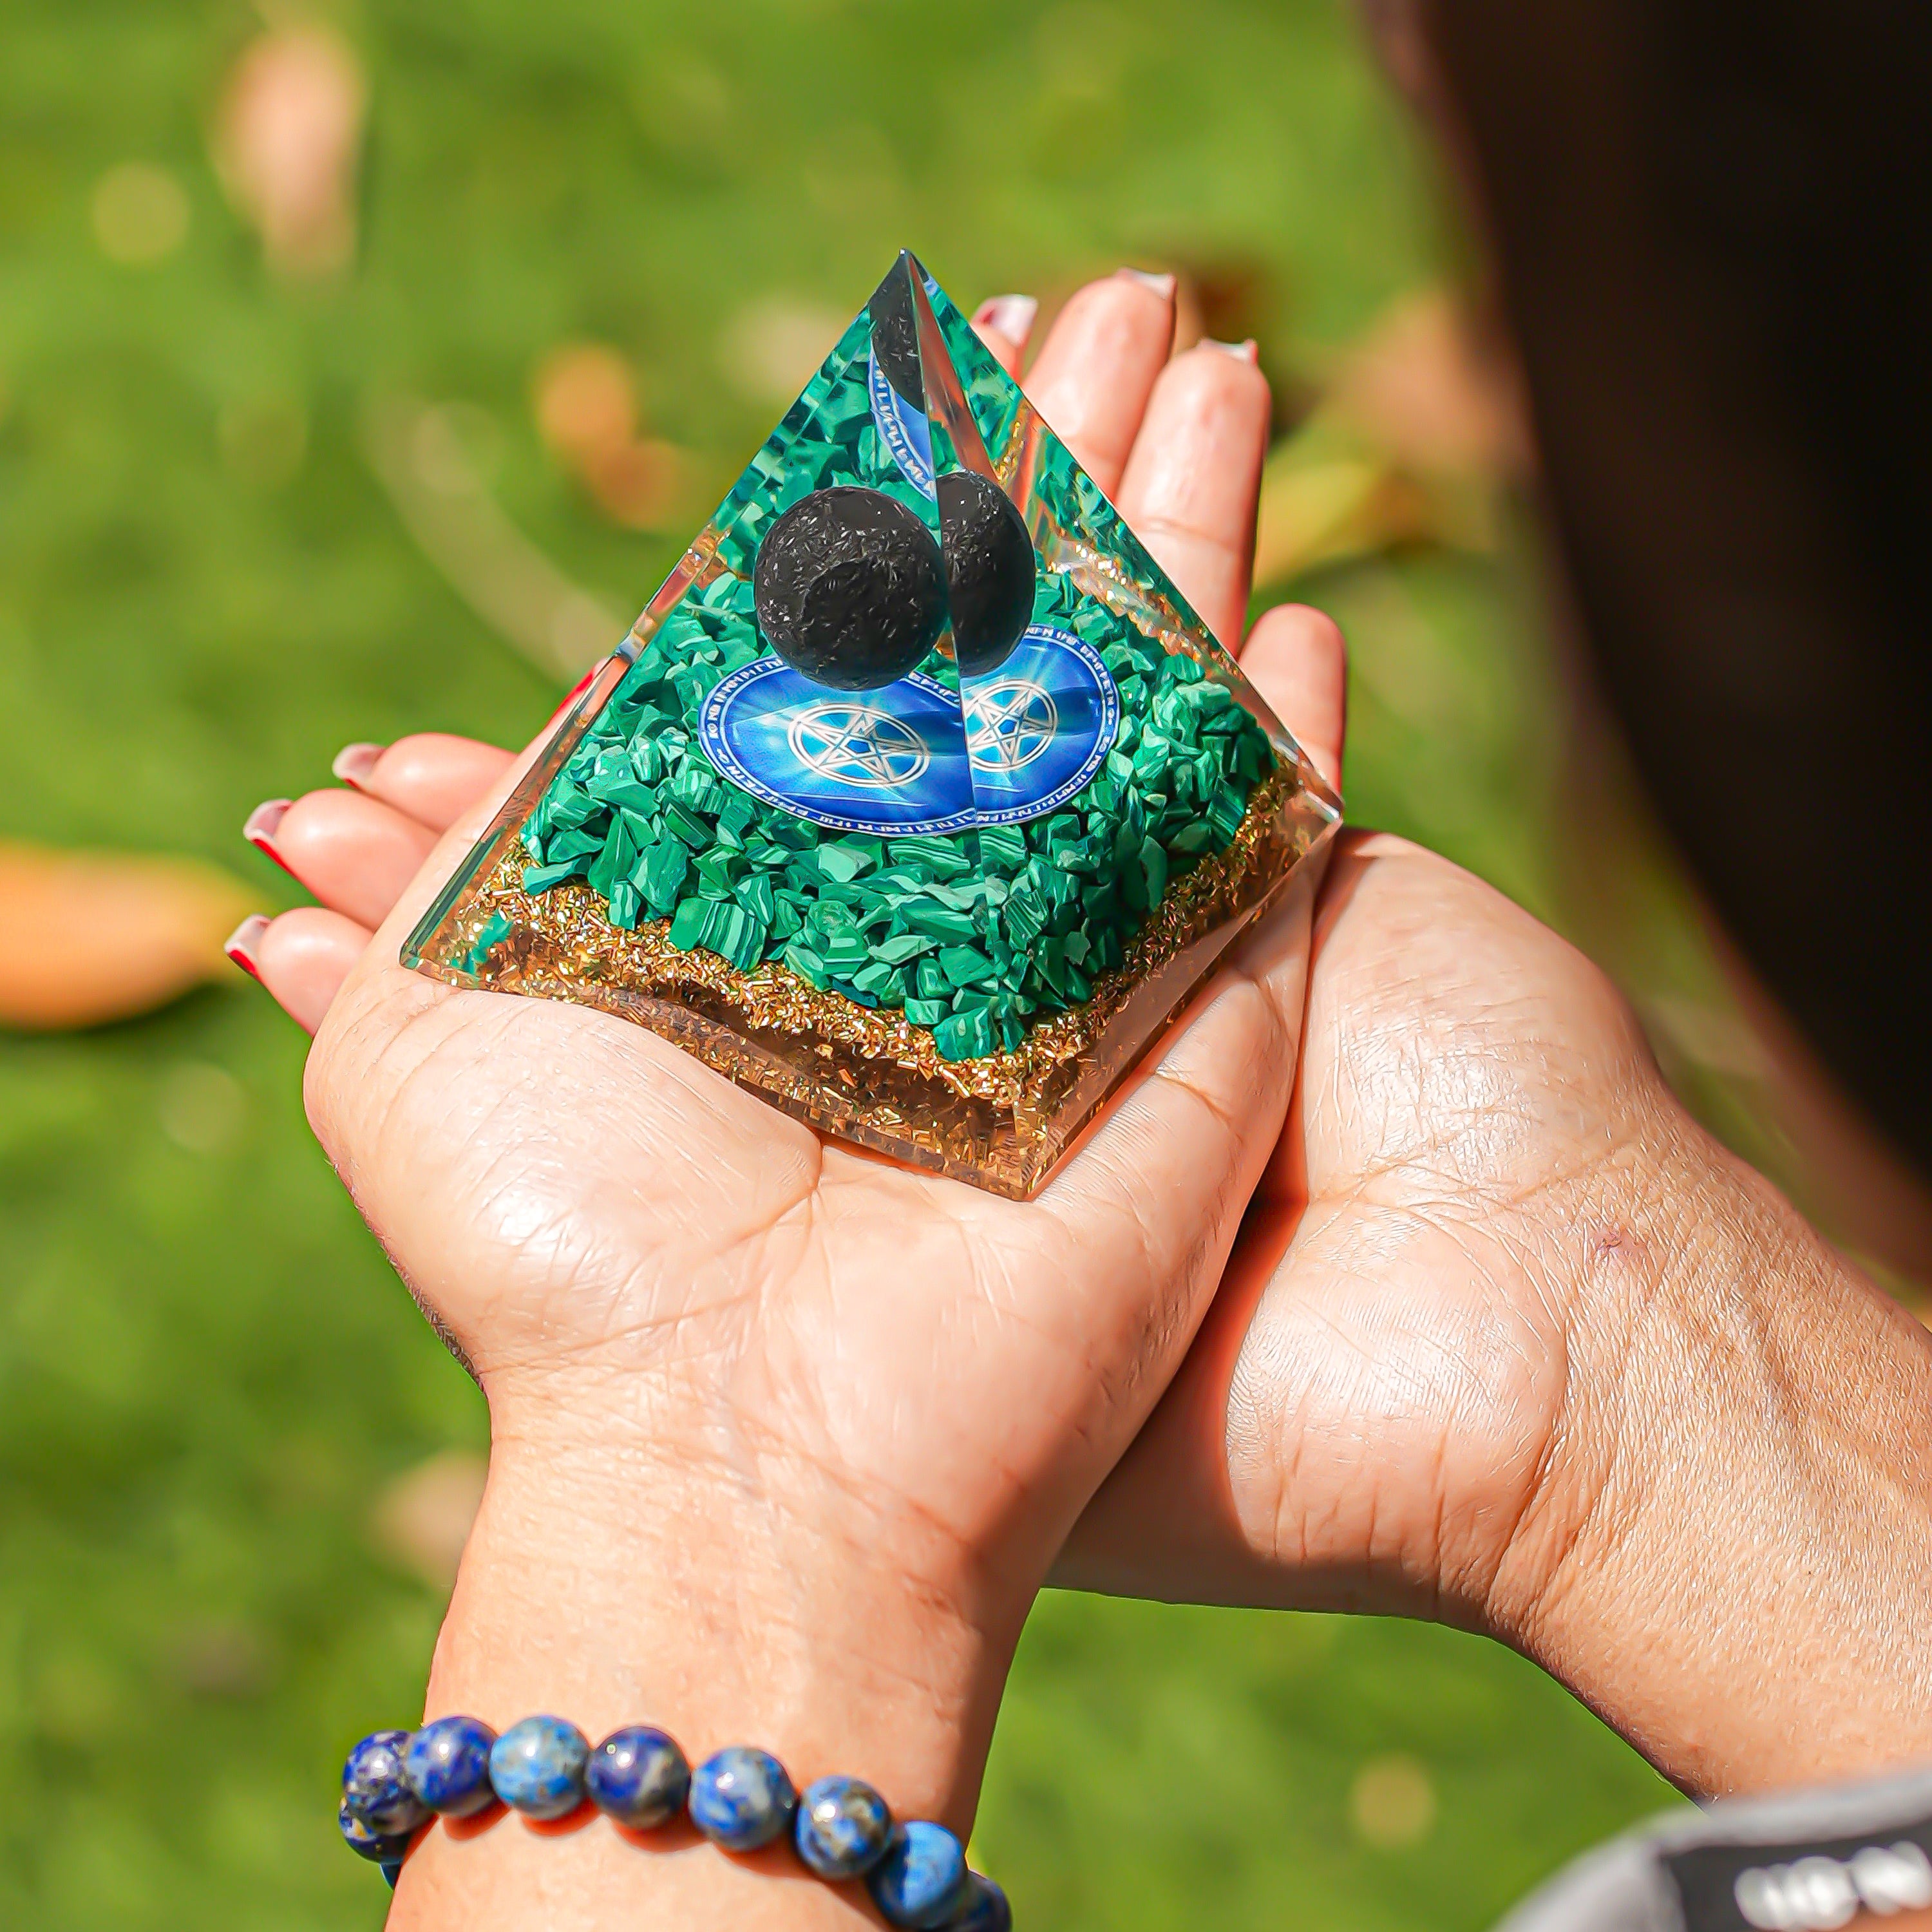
[{"x1": 339, "y1": 1714, "x2": 1012, "y2": 1931}]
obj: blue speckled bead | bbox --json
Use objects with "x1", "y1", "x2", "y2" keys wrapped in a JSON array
[
  {"x1": 795, "y1": 1774, "x2": 893, "y2": 1879},
  {"x1": 342, "y1": 1730, "x2": 429, "y2": 1835},
  {"x1": 339, "y1": 1795, "x2": 412, "y2": 1866},
  {"x1": 403, "y1": 1714, "x2": 498, "y2": 1816},
  {"x1": 490, "y1": 1715, "x2": 591, "y2": 1819},
  {"x1": 688, "y1": 1746, "x2": 799, "y2": 1852},
  {"x1": 587, "y1": 1725, "x2": 690, "y2": 1829},
  {"x1": 867, "y1": 1821, "x2": 969, "y2": 1929},
  {"x1": 944, "y1": 1872, "x2": 1013, "y2": 1932}
]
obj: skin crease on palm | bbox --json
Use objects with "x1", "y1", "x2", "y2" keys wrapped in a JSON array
[{"x1": 242, "y1": 276, "x2": 1932, "y2": 1920}]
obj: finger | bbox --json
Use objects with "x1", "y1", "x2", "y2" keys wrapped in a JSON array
[
  {"x1": 322, "y1": 663, "x2": 622, "y2": 1000},
  {"x1": 1238, "y1": 603, "x2": 1347, "y2": 790},
  {"x1": 1053, "y1": 1193, "x2": 1291, "y2": 1604},
  {"x1": 969, "y1": 294, "x2": 1038, "y2": 380},
  {"x1": 1022, "y1": 270, "x2": 1177, "y2": 497},
  {"x1": 334, "y1": 732, "x2": 517, "y2": 832},
  {"x1": 1113, "y1": 340, "x2": 1272, "y2": 650},
  {"x1": 227, "y1": 905, "x2": 372, "y2": 1033},
  {"x1": 1009, "y1": 835, "x2": 1322, "y2": 1437},
  {"x1": 246, "y1": 790, "x2": 440, "y2": 930}
]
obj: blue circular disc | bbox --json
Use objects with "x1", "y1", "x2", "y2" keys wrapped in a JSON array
[
  {"x1": 961, "y1": 624, "x2": 1119, "y2": 824},
  {"x1": 868, "y1": 348, "x2": 934, "y2": 497},
  {"x1": 701, "y1": 663, "x2": 978, "y2": 836},
  {"x1": 701, "y1": 626, "x2": 1117, "y2": 837}
]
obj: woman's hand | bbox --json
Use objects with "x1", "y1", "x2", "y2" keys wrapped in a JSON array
[
  {"x1": 1061, "y1": 826, "x2": 1932, "y2": 1796},
  {"x1": 234, "y1": 272, "x2": 1349, "y2": 1926}
]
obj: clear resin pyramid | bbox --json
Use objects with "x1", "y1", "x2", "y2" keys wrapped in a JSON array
[{"x1": 402, "y1": 254, "x2": 1340, "y2": 1197}]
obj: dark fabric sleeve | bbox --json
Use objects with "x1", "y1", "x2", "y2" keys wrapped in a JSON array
[{"x1": 1496, "y1": 1769, "x2": 1932, "y2": 1932}]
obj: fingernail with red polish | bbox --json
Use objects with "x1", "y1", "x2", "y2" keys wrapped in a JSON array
[
  {"x1": 1203, "y1": 337, "x2": 1260, "y2": 364},
  {"x1": 972, "y1": 294, "x2": 1039, "y2": 341},
  {"x1": 332, "y1": 741, "x2": 384, "y2": 789},
  {"x1": 224, "y1": 914, "x2": 269, "y2": 982},
  {"x1": 547, "y1": 663, "x2": 601, "y2": 724},
  {"x1": 243, "y1": 799, "x2": 294, "y2": 875},
  {"x1": 1116, "y1": 267, "x2": 1177, "y2": 299}
]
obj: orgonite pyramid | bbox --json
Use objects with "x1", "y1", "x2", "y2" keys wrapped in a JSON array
[{"x1": 402, "y1": 254, "x2": 1341, "y2": 1197}]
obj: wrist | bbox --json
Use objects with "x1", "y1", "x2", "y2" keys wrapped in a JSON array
[
  {"x1": 1489, "y1": 1095, "x2": 1932, "y2": 1794},
  {"x1": 388, "y1": 1399, "x2": 1003, "y2": 1926}
]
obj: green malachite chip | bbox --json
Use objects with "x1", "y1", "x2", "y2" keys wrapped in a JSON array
[
  {"x1": 667, "y1": 899, "x2": 709, "y2": 951},
  {"x1": 887, "y1": 835, "x2": 972, "y2": 880},
  {"x1": 546, "y1": 826, "x2": 601, "y2": 864},
  {"x1": 782, "y1": 941, "x2": 828, "y2": 985},
  {"x1": 640, "y1": 840, "x2": 688, "y2": 911},
  {"x1": 937, "y1": 945, "x2": 996, "y2": 989},
  {"x1": 934, "y1": 1007, "x2": 995, "y2": 1060},
  {"x1": 823, "y1": 929, "x2": 870, "y2": 972},
  {"x1": 459, "y1": 911, "x2": 514, "y2": 974},
  {"x1": 902, "y1": 904, "x2": 978, "y2": 941},
  {"x1": 1140, "y1": 837, "x2": 1168, "y2": 909},
  {"x1": 815, "y1": 842, "x2": 871, "y2": 883},
  {"x1": 1208, "y1": 786, "x2": 1246, "y2": 842},
  {"x1": 696, "y1": 900, "x2": 766, "y2": 971},
  {"x1": 511, "y1": 323, "x2": 1280, "y2": 1063},
  {"x1": 737, "y1": 874, "x2": 777, "y2": 925},
  {"x1": 871, "y1": 931, "x2": 935, "y2": 965},
  {"x1": 661, "y1": 801, "x2": 712, "y2": 848},
  {"x1": 522, "y1": 860, "x2": 580, "y2": 895},
  {"x1": 975, "y1": 825, "x2": 1027, "y2": 870},
  {"x1": 592, "y1": 777, "x2": 658, "y2": 816}
]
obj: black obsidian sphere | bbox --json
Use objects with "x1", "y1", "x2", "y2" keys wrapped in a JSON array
[
  {"x1": 937, "y1": 471, "x2": 1037, "y2": 677},
  {"x1": 867, "y1": 272, "x2": 925, "y2": 406},
  {"x1": 753, "y1": 486, "x2": 948, "y2": 691}
]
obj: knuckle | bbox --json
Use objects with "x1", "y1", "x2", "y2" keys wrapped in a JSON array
[{"x1": 1133, "y1": 509, "x2": 1233, "y2": 556}]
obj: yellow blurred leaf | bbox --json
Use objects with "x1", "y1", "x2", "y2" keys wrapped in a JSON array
[
  {"x1": 720, "y1": 296, "x2": 848, "y2": 402},
  {"x1": 1253, "y1": 453, "x2": 1433, "y2": 587},
  {"x1": 1251, "y1": 287, "x2": 1527, "y2": 588},
  {"x1": 534, "y1": 342, "x2": 639, "y2": 459},
  {"x1": 1349, "y1": 1754, "x2": 1437, "y2": 1850},
  {"x1": 532, "y1": 343, "x2": 690, "y2": 531},
  {"x1": 0, "y1": 840, "x2": 253, "y2": 1030},
  {"x1": 370, "y1": 1450, "x2": 488, "y2": 1591}
]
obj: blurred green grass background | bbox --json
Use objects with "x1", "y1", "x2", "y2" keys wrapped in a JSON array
[{"x1": 0, "y1": 0, "x2": 1683, "y2": 1924}]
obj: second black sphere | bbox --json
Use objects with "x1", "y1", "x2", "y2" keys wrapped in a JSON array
[
  {"x1": 753, "y1": 486, "x2": 948, "y2": 692},
  {"x1": 938, "y1": 471, "x2": 1037, "y2": 677},
  {"x1": 867, "y1": 271, "x2": 925, "y2": 407}
]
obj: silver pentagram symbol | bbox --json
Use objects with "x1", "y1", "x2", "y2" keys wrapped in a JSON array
[
  {"x1": 786, "y1": 701, "x2": 931, "y2": 790},
  {"x1": 965, "y1": 679, "x2": 1059, "y2": 773}
]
